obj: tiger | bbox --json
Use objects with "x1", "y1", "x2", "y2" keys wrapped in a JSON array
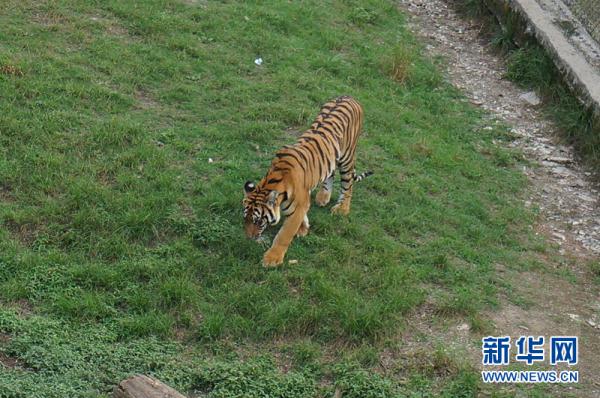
[{"x1": 243, "y1": 95, "x2": 372, "y2": 267}]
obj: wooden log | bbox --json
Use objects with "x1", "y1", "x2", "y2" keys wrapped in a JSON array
[{"x1": 113, "y1": 374, "x2": 187, "y2": 398}]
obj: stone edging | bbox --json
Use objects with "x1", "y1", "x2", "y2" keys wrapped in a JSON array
[{"x1": 483, "y1": 0, "x2": 600, "y2": 118}]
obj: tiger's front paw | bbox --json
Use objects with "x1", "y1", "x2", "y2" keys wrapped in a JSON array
[
  {"x1": 331, "y1": 203, "x2": 350, "y2": 216},
  {"x1": 263, "y1": 247, "x2": 285, "y2": 267}
]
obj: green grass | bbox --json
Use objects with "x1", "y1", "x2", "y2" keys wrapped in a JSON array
[{"x1": 0, "y1": 0, "x2": 537, "y2": 396}]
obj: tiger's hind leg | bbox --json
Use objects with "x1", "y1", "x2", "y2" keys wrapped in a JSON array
[
  {"x1": 296, "y1": 214, "x2": 310, "y2": 237},
  {"x1": 331, "y1": 160, "x2": 355, "y2": 216},
  {"x1": 315, "y1": 173, "x2": 334, "y2": 207}
]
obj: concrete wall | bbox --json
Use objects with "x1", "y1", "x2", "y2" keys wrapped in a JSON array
[{"x1": 482, "y1": 0, "x2": 600, "y2": 118}]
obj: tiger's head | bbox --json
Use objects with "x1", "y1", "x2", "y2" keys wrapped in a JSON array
[{"x1": 242, "y1": 180, "x2": 281, "y2": 240}]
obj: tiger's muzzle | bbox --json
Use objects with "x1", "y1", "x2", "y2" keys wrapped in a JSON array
[{"x1": 244, "y1": 220, "x2": 264, "y2": 240}]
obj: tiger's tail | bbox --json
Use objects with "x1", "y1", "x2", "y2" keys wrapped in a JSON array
[{"x1": 354, "y1": 171, "x2": 373, "y2": 182}]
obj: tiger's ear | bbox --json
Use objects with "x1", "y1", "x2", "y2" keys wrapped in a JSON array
[
  {"x1": 267, "y1": 190, "x2": 279, "y2": 207},
  {"x1": 244, "y1": 181, "x2": 256, "y2": 196}
]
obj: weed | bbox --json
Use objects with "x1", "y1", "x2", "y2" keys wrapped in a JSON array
[
  {"x1": 382, "y1": 43, "x2": 414, "y2": 85},
  {"x1": 589, "y1": 260, "x2": 600, "y2": 284},
  {"x1": 333, "y1": 362, "x2": 398, "y2": 398}
]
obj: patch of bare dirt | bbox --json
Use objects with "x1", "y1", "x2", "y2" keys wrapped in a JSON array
[
  {"x1": 383, "y1": 301, "x2": 481, "y2": 378},
  {"x1": 0, "y1": 183, "x2": 15, "y2": 202},
  {"x1": 88, "y1": 14, "x2": 137, "y2": 42},
  {"x1": 105, "y1": 23, "x2": 130, "y2": 38},
  {"x1": 488, "y1": 269, "x2": 600, "y2": 396},
  {"x1": 96, "y1": 170, "x2": 116, "y2": 187},
  {"x1": 0, "y1": 65, "x2": 24, "y2": 77},
  {"x1": 134, "y1": 88, "x2": 159, "y2": 110},
  {"x1": 0, "y1": 334, "x2": 10, "y2": 344},
  {"x1": 4, "y1": 219, "x2": 40, "y2": 246},
  {"x1": 0, "y1": 333, "x2": 22, "y2": 369},
  {"x1": 284, "y1": 126, "x2": 303, "y2": 137},
  {"x1": 0, "y1": 352, "x2": 22, "y2": 369},
  {"x1": 14, "y1": 299, "x2": 33, "y2": 317},
  {"x1": 398, "y1": 0, "x2": 600, "y2": 395},
  {"x1": 31, "y1": 11, "x2": 67, "y2": 28}
]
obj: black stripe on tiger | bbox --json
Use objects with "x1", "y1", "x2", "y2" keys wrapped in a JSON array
[{"x1": 354, "y1": 171, "x2": 373, "y2": 182}]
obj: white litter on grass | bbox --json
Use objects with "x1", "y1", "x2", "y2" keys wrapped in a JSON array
[
  {"x1": 288, "y1": 259, "x2": 298, "y2": 265},
  {"x1": 254, "y1": 57, "x2": 263, "y2": 66},
  {"x1": 208, "y1": 158, "x2": 213, "y2": 163}
]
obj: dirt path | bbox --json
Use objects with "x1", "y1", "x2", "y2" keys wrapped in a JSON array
[{"x1": 398, "y1": 1, "x2": 600, "y2": 396}]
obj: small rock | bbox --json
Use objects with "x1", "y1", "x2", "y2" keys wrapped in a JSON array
[
  {"x1": 457, "y1": 323, "x2": 470, "y2": 331},
  {"x1": 519, "y1": 91, "x2": 541, "y2": 106},
  {"x1": 546, "y1": 156, "x2": 571, "y2": 164},
  {"x1": 551, "y1": 166, "x2": 572, "y2": 176},
  {"x1": 542, "y1": 160, "x2": 560, "y2": 167},
  {"x1": 578, "y1": 194, "x2": 596, "y2": 203}
]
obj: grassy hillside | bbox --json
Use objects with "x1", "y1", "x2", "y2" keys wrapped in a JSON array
[{"x1": 0, "y1": 0, "x2": 536, "y2": 396}]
